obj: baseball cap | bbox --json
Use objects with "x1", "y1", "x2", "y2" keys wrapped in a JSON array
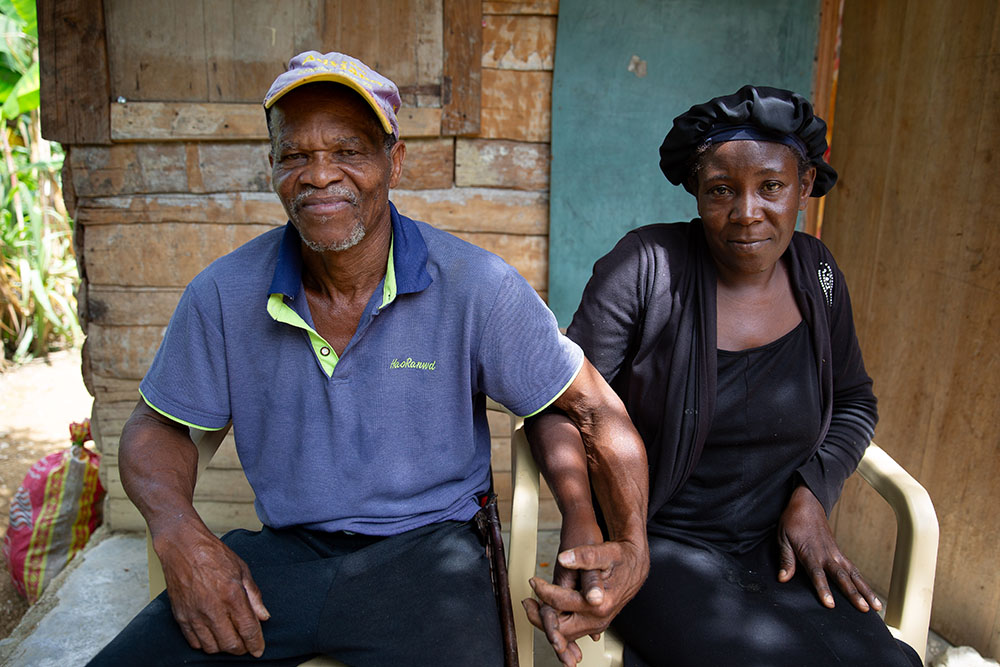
[{"x1": 264, "y1": 51, "x2": 401, "y2": 138}]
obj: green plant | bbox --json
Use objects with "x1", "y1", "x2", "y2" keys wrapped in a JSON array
[{"x1": 0, "y1": 0, "x2": 80, "y2": 364}]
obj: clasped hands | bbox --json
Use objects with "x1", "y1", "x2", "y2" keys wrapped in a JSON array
[{"x1": 522, "y1": 518, "x2": 648, "y2": 667}]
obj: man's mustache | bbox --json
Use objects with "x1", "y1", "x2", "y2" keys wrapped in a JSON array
[{"x1": 292, "y1": 186, "x2": 359, "y2": 209}]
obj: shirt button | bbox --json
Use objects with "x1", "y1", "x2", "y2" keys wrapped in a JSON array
[{"x1": 320, "y1": 347, "x2": 331, "y2": 356}]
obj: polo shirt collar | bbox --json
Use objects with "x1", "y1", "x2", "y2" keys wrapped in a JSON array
[
  {"x1": 267, "y1": 201, "x2": 432, "y2": 305},
  {"x1": 387, "y1": 201, "x2": 432, "y2": 297}
]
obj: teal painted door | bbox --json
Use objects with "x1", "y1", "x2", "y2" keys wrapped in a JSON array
[{"x1": 548, "y1": 0, "x2": 821, "y2": 324}]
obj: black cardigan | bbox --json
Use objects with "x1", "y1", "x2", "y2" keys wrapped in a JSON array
[{"x1": 567, "y1": 220, "x2": 877, "y2": 520}]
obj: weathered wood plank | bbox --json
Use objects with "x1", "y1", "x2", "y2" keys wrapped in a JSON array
[
  {"x1": 104, "y1": 0, "x2": 210, "y2": 101},
  {"x1": 482, "y1": 0, "x2": 558, "y2": 15},
  {"x1": 91, "y1": 374, "x2": 142, "y2": 405},
  {"x1": 415, "y1": 0, "x2": 445, "y2": 106},
  {"x1": 480, "y1": 69, "x2": 551, "y2": 142},
  {"x1": 482, "y1": 15, "x2": 556, "y2": 70},
  {"x1": 451, "y1": 231, "x2": 546, "y2": 291},
  {"x1": 804, "y1": 0, "x2": 843, "y2": 236},
  {"x1": 455, "y1": 139, "x2": 550, "y2": 190},
  {"x1": 108, "y1": 497, "x2": 262, "y2": 533},
  {"x1": 824, "y1": 0, "x2": 1000, "y2": 655},
  {"x1": 76, "y1": 192, "x2": 285, "y2": 225},
  {"x1": 397, "y1": 138, "x2": 455, "y2": 190},
  {"x1": 83, "y1": 223, "x2": 276, "y2": 287},
  {"x1": 202, "y1": 0, "x2": 320, "y2": 103},
  {"x1": 86, "y1": 287, "x2": 183, "y2": 327},
  {"x1": 37, "y1": 0, "x2": 111, "y2": 144},
  {"x1": 86, "y1": 324, "x2": 163, "y2": 380},
  {"x1": 69, "y1": 143, "x2": 272, "y2": 197},
  {"x1": 111, "y1": 102, "x2": 267, "y2": 141},
  {"x1": 442, "y1": 0, "x2": 482, "y2": 135},
  {"x1": 110, "y1": 102, "x2": 442, "y2": 141},
  {"x1": 390, "y1": 187, "x2": 548, "y2": 235}
]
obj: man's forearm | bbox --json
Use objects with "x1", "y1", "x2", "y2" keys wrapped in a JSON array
[
  {"x1": 119, "y1": 400, "x2": 207, "y2": 541},
  {"x1": 553, "y1": 361, "x2": 649, "y2": 549}
]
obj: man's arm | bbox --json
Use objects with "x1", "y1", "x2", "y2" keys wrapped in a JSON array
[
  {"x1": 523, "y1": 359, "x2": 649, "y2": 666},
  {"x1": 119, "y1": 399, "x2": 270, "y2": 657}
]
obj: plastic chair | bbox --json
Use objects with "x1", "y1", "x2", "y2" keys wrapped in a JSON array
[{"x1": 506, "y1": 410, "x2": 940, "y2": 667}]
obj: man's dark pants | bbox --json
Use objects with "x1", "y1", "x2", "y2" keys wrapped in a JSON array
[{"x1": 88, "y1": 520, "x2": 504, "y2": 666}]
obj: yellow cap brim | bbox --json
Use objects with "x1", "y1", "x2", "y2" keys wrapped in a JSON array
[{"x1": 264, "y1": 72, "x2": 395, "y2": 136}]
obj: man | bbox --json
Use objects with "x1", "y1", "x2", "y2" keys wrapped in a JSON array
[{"x1": 89, "y1": 51, "x2": 647, "y2": 666}]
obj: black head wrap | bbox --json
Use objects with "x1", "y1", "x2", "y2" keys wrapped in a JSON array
[{"x1": 658, "y1": 85, "x2": 837, "y2": 197}]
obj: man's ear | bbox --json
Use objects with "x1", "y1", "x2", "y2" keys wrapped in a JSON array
[{"x1": 388, "y1": 140, "x2": 406, "y2": 189}]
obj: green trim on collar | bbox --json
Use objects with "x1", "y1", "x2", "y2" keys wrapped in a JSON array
[
  {"x1": 518, "y1": 355, "x2": 585, "y2": 419},
  {"x1": 267, "y1": 293, "x2": 339, "y2": 377},
  {"x1": 138, "y1": 388, "x2": 228, "y2": 431},
  {"x1": 381, "y1": 233, "x2": 397, "y2": 308}
]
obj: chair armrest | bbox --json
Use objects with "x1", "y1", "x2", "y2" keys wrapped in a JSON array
[
  {"x1": 146, "y1": 423, "x2": 232, "y2": 600},
  {"x1": 508, "y1": 414, "x2": 539, "y2": 665},
  {"x1": 855, "y1": 442, "x2": 939, "y2": 660}
]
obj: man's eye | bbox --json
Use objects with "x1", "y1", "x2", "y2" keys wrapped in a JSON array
[{"x1": 281, "y1": 153, "x2": 306, "y2": 162}]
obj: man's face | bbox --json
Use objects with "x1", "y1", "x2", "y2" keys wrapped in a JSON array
[{"x1": 268, "y1": 85, "x2": 403, "y2": 253}]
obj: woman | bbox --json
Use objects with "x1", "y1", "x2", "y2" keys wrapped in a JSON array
[{"x1": 526, "y1": 86, "x2": 921, "y2": 666}]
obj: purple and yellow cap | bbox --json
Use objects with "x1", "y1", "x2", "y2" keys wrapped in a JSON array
[{"x1": 264, "y1": 51, "x2": 401, "y2": 138}]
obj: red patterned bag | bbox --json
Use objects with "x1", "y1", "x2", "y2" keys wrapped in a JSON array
[{"x1": 3, "y1": 419, "x2": 105, "y2": 602}]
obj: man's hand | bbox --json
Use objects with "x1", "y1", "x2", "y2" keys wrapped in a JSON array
[
  {"x1": 523, "y1": 537, "x2": 646, "y2": 666},
  {"x1": 118, "y1": 400, "x2": 270, "y2": 657},
  {"x1": 155, "y1": 522, "x2": 270, "y2": 657},
  {"x1": 776, "y1": 484, "x2": 882, "y2": 613}
]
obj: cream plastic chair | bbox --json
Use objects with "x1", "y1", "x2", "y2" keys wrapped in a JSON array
[{"x1": 506, "y1": 409, "x2": 940, "y2": 667}]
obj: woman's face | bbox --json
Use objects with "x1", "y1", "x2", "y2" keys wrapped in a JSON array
[{"x1": 693, "y1": 140, "x2": 816, "y2": 282}]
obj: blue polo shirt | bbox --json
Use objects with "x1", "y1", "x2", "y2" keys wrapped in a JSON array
[{"x1": 139, "y1": 203, "x2": 583, "y2": 535}]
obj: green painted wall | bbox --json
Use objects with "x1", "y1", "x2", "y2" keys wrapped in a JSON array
[{"x1": 548, "y1": 0, "x2": 821, "y2": 324}]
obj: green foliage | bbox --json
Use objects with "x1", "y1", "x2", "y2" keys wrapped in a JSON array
[{"x1": 0, "y1": 1, "x2": 80, "y2": 363}]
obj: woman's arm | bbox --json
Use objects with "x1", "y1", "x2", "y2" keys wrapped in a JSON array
[
  {"x1": 779, "y1": 248, "x2": 880, "y2": 612},
  {"x1": 522, "y1": 360, "x2": 649, "y2": 667}
]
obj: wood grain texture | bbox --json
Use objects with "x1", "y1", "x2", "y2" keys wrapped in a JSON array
[
  {"x1": 480, "y1": 68, "x2": 551, "y2": 142},
  {"x1": 482, "y1": 14, "x2": 556, "y2": 70},
  {"x1": 804, "y1": 0, "x2": 842, "y2": 236},
  {"x1": 37, "y1": 0, "x2": 111, "y2": 144},
  {"x1": 482, "y1": 0, "x2": 558, "y2": 15},
  {"x1": 110, "y1": 102, "x2": 441, "y2": 140},
  {"x1": 70, "y1": 143, "x2": 272, "y2": 196},
  {"x1": 83, "y1": 222, "x2": 277, "y2": 287},
  {"x1": 455, "y1": 138, "x2": 550, "y2": 190},
  {"x1": 390, "y1": 187, "x2": 548, "y2": 235},
  {"x1": 76, "y1": 192, "x2": 285, "y2": 226},
  {"x1": 823, "y1": 0, "x2": 1000, "y2": 656},
  {"x1": 442, "y1": 0, "x2": 482, "y2": 135},
  {"x1": 396, "y1": 138, "x2": 455, "y2": 190}
]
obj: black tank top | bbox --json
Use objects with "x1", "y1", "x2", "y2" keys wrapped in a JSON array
[{"x1": 651, "y1": 320, "x2": 822, "y2": 553}]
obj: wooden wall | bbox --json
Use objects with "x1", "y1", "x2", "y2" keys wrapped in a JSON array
[
  {"x1": 40, "y1": 0, "x2": 562, "y2": 533},
  {"x1": 823, "y1": 0, "x2": 1000, "y2": 656}
]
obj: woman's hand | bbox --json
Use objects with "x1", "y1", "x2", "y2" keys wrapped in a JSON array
[
  {"x1": 776, "y1": 484, "x2": 882, "y2": 613},
  {"x1": 522, "y1": 512, "x2": 647, "y2": 666}
]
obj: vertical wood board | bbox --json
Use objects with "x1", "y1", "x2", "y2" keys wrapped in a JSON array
[
  {"x1": 822, "y1": 0, "x2": 1000, "y2": 656},
  {"x1": 37, "y1": 0, "x2": 112, "y2": 144}
]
